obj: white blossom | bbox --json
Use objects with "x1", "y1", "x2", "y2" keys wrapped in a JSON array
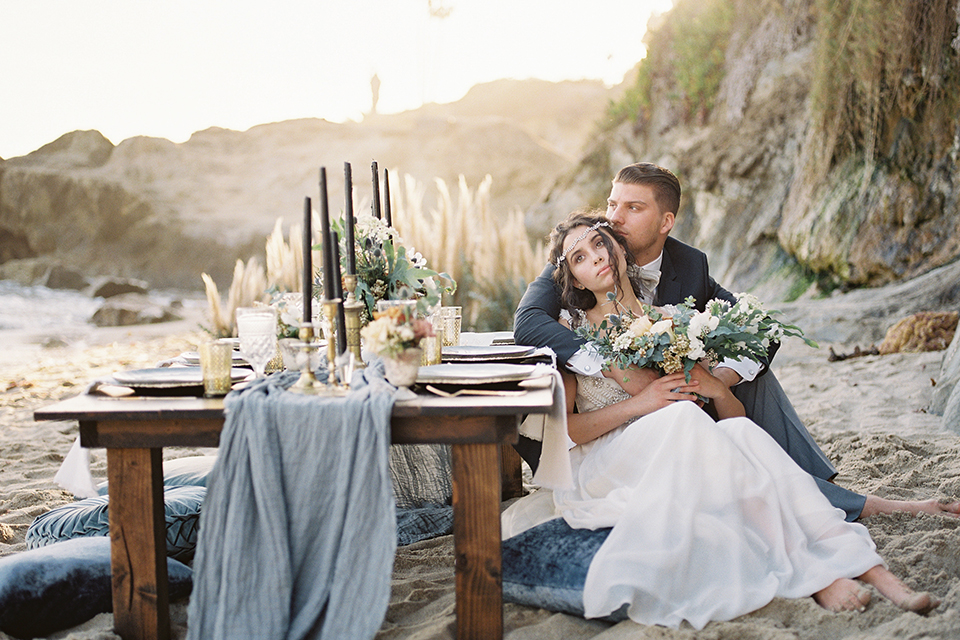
[
  {"x1": 650, "y1": 319, "x2": 674, "y2": 336},
  {"x1": 687, "y1": 336, "x2": 706, "y2": 360},
  {"x1": 688, "y1": 311, "x2": 719, "y2": 338}
]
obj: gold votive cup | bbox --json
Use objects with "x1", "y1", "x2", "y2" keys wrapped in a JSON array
[{"x1": 199, "y1": 339, "x2": 234, "y2": 397}]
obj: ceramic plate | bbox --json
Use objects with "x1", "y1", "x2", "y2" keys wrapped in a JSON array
[
  {"x1": 442, "y1": 345, "x2": 536, "y2": 361},
  {"x1": 415, "y1": 363, "x2": 540, "y2": 385},
  {"x1": 112, "y1": 367, "x2": 252, "y2": 389}
]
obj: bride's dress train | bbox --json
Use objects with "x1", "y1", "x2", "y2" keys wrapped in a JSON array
[{"x1": 502, "y1": 375, "x2": 883, "y2": 629}]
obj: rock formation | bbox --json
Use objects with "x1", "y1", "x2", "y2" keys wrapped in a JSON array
[
  {"x1": 533, "y1": 0, "x2": 960, "y2": 303},
  {"x1": 0, "y1": 80, "x2": 608, "y2": 292}
]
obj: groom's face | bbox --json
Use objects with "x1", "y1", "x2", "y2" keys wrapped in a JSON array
[{"x1": 605, "y1": 182, "x2": 674, "y2": 265}]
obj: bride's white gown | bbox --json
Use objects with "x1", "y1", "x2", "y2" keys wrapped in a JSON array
[{"x1": 502, "y1": 374, "x2": 883, "y2": 629}]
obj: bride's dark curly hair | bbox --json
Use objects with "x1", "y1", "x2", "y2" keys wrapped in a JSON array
[{"x1": 548, "y1": 209, "x2": 636, "y2": 312}]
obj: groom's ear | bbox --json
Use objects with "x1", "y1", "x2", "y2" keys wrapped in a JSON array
[{"x1": 659, "y1": 211, "x2": 675, "y2": 235}]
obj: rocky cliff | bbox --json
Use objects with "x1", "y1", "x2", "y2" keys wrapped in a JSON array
[
  {"x1": 532, "y1": 0, "x2": 960, "y2": 304},
  {"x1": 0, "y1": 79, "x2": 610, "y2": 291}
]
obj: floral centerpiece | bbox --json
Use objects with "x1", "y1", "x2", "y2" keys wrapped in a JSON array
[
  {"x1": 266, "y1": 289, "x2": 306, "y2": 339},
  {"x1": 576, "y1": 293, "x2": 817, "y2": 382},
  {"x1": 361, "y1": 305, "x2": 435, "y2": 359},
  {"x1": 361, "y1": 304, "x2": 435, "y2": 388},
  {"x1": 332, "y1": 214, "x2": 455, "y2": 321}
]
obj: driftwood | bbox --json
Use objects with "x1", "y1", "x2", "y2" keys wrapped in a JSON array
[{"x1": 827, "y1": 345, "x2": 880, "y2": 362}]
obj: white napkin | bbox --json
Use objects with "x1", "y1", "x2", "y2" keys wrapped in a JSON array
[
  {"x1": 54, "y1": 436, "x2": 99, "y2": 498},
  {"x1": 519, "y1": 364, "x2": 574, "y2": 490}
]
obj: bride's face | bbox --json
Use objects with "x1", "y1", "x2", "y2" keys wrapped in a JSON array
[{"x1": 563, "y1": 226, "x2": 624, "y2": 294}]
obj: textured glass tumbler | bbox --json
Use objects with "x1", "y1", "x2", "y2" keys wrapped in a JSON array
[
  {"x1": 236, "y1": 307, "x2": 278, "y2": 378},
  {"x1": 440, "y1": 307, "x2": 461, "y2": 347},
  {"x1": 199, "y1": 340, "x2": 233, "y2": 397}
]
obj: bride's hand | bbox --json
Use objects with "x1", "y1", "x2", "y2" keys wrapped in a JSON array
[
  {"x1": 605, "y1": 364, "x2": 659, "y2": 396},
  {"x1": 628, "y1": 372, "x2": 699, "y2": 415}
]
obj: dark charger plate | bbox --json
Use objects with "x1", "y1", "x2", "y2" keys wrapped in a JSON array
[{"x1": 111, "y1": 367, "x2": 252, "y2": 395}]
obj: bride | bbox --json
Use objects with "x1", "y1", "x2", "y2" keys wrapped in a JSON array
[{"x1": 502, "y1": 211, "x2": 939, "y2": 629}]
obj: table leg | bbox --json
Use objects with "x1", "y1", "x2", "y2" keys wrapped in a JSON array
[
  {"x1": 500, "y1": 442, "x2": 524, "y2": 500},
  {"x1": 451, "y1": 441, "x2": 503, "y2": 640},
  {"x1": 107, "y1": 447, "x2": 170, "y2": 640}
]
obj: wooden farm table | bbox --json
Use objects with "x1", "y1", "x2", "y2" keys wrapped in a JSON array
[{"x1": 35, "y1": 384, "x2": 554, "y2": 640}]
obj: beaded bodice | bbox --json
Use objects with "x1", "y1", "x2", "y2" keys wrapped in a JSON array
[{"x1": 563, "y1": 307, "x2": 631, "y2": 413}]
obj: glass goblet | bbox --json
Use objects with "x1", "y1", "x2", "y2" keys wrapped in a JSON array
[{"x1": 236, "y1": 307, "x2": 277, "y2": 378}]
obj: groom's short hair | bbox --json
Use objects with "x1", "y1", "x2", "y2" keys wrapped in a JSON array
[{"x1": 613, "y1": 162, "x2": 681, "y2": 216}]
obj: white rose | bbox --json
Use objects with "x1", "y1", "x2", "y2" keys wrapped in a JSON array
[
  {"x1": 650, "y1": 319, "x2": 674, "y2": 335},
  {"x1": 628, "y1": 315, "x2": 653, "y2": 336}
]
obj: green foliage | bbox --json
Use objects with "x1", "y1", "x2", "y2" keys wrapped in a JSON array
[
  {"x1": 605, "y1": 70, "x2": 648, "y2": 126},
  {"x1": 810, "y1": 0, "x2": 960, "y2": 166},
  {"x1": 605, "y1": 0, "x2": 736, "y2": 128}
]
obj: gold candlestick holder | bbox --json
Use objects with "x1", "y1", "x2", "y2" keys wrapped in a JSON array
[
  {"x1": 288, "y1": 323, "x2": 325, "y2": 394},
  {"x1": 319, "y1": 298, "x2": 349, "y2": 396},
  {"x1": 342, "y1": 274, "x2": 366, "y2": 368}
]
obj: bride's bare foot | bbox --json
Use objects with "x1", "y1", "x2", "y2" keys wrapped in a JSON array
[
  {"x1": 859, "y1": 496, "x2": 960, "y2": 519},
  {"x1": 859, "y1": 566, "x2": 940, "y2": 615},
  {"x1": 814, "y1": 578, "x2": 871, "y2": 612}
]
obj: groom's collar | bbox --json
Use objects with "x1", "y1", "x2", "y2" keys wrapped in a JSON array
[{"x1": 640, "y1": 252, "x2": 663, "y2": 273}]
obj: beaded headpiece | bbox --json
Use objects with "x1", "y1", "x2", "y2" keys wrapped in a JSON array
[{"x1": 555, "y1": 221, "x2": 610, "y2": 268}]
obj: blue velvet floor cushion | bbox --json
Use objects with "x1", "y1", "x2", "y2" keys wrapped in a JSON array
[
  {"x1": 97, "y1": 454, "x2": 217, "y2": 495},
  {"x1": 502, "y1": 517, "x2": 625, "y2": 621},
  {"x1": 25, "y1": 485, "x2": 206, "y2": 562},
  {"x1": 0, "y1": 537, "x2": 192, "y2": 639}
]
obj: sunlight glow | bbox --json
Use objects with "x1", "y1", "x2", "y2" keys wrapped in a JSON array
[{"x1": 0, "y1": 0, "x2": 673, "y2": 158}]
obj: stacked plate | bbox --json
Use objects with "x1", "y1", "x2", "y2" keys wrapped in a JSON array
[{"x1": 441, "y1": 345, "x2": 536, "y2": 363}]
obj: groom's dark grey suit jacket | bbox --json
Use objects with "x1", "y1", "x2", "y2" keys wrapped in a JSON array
[{"x1": 513, "y1": 236, "x2": 866, "y2": 521}]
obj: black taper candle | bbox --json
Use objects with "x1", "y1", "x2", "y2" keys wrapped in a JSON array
[
  {"x1": 318, "y1": 168, "x2": 334, "y2": 300},
  {"x1": 383, "y1": 167, "x2": 392, "y2": 227},
  {"x1": 330, "y1": 230, "x2": 348, "y2": 356},
  {"x1": 302, "y1": 196, "x2": 312, "y2": 324},
  {"x1": 343, "y1": 162, "x2": 356, "y2": 275},
  {"x1": 371, "y1": 160, "x2": 381, "y2": 220}
]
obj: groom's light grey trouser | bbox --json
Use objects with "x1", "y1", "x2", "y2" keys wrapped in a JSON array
[{"x1": 731, "y1": 372, "x2": 867, "y2": 522}]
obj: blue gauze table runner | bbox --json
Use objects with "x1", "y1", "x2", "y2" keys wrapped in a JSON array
[{"x1": 187, "y1": 365, "x2": 397, "y2": 640}]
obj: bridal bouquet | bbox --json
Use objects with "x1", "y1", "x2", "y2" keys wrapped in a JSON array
[{"x1": 576, "y1": 294, "x2": 817, "y2": 381}]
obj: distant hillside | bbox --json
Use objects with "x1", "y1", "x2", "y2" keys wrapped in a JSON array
[{"x1": 0, "y1": 79, "x2": 613, "y2": 290}]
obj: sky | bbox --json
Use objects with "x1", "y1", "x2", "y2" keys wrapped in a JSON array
[{"x1": 0, "y1": 0, "x2": 673, "y2": 159}]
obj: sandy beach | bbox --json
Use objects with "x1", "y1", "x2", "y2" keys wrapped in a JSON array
[{"x1": 2, "y1": 302, "x2": 960, "y2": 640}]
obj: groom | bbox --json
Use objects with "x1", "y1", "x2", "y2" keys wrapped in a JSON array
[{"x1": 514, "y1": 162, "x2": 869, "y2": 521}]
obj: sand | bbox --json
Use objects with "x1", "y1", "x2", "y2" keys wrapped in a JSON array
[{"x1": 2, "y1": 305, "x2": 960, "y2": 640}]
